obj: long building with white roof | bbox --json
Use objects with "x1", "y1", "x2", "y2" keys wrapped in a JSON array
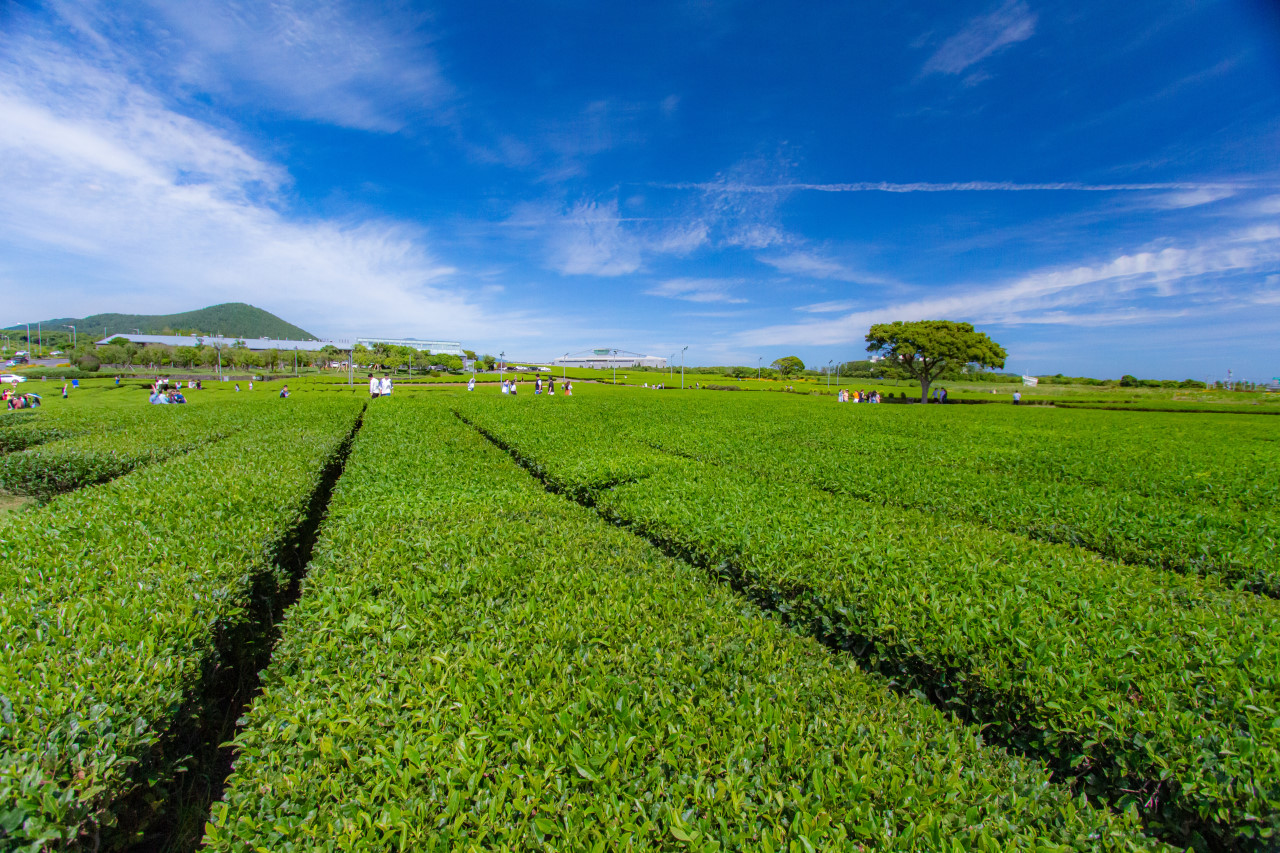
[{"x1": 94, "y1": 334, "x2": 464, "y2": 355}]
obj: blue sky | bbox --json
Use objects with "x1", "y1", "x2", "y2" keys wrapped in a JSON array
[{"x1": 1, "y1": 1, "x2": 1278, "y2": 379}]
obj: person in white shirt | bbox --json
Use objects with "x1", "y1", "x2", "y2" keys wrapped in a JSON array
[
  {"x1": 467, "y1": 376, "x2": 476, "y2": 391},
  {"x1": 369, "y1": 374, "x2": 380, "y2": 399},
  {"x1": 380, "y1": 374, "x2": 392, "y2": 396}
]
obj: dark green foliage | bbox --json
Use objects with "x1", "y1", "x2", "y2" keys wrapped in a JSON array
[
  {"x1": 453, "y1": 393, "x2": 1280, "y2": 848},
  {"x1": 0, "y1": 399, "x2": 362, "y2": 850},
  {"x1": 865, "y1": 320, "x2": 1007, "y2": 402},
  {"x1": 9, "y1": 303, "x2": 315, "y2": 342},
  {"x1": 204, "y1": 399, "x2": 1152, "y2": 851}
]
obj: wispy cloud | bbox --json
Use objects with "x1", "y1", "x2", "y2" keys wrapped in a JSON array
[
  {"x1": 759, "y1": 250, "x2": 903, "y2": 286},
  {"x1": 796, "y1": 300, "x2": 857, "y2": 313},
  {"x1": 534, "y1": 200, "x2": 644, "y2": 276},
  {"x1": 51, "y1": 0, "x2": 450, "y2": 132},
  {"x1": 646, "y1": 278, "x2": 747, "y2": 303},
  {"x1": 0, "y1": 32, "x2": 542, "y2": 343},
  {"x1": 662, "y1": 179, "x2": 1259, "y2": 194},
  {"x1": 922, "y1": 0, "x2": 1036, "y2": 76},
  {"x1": 735, "y1": 228, "x2": 1280, "y2": 346}
]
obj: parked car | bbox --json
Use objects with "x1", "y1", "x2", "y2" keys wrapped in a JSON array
[{"x1": 1, "y1": 373, "x2": 27, "y2": 384}]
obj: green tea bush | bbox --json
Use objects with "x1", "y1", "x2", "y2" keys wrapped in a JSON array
[
  {"x1": 0, "y1": 398, "x2": 362, "y2": 849},
  {"x1": 203, "y1": 399, "x2": 1153, "y2": 852}
]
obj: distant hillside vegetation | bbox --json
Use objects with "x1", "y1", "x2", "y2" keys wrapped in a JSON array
[{"x1": 8, "y1": 303, "x2": 317, "y2": 341}]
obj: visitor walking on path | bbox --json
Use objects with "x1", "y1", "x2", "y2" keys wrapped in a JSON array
[
  {"x1": 369, "y1": 374, "x2": 380, "y2": 399},
  {"x1": 380, "y1": 374, "x2": 393, "y2": 397}
]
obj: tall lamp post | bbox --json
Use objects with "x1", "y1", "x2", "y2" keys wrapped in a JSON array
[
  {"x1": 827, "y1": 360, "x2": 833, "y2": 392},
  {"x1": 757, "y1": 357, "x2": 762, "y2": 380},
  {"x1": 563, "y1": 353, "x2": 569, "y2": 380},
  {"x1": 612, "y1": 349, "x2": 619, "y2": 385},
  {"x1": 499, "y1": 351, "x2": 505, "y2": 385},
  {"x1": 681, "y1": 345, "x2": 688, "y2": 389},
  {"x1": 65, "y1": 325, "x2": 76, "y2": 350}
]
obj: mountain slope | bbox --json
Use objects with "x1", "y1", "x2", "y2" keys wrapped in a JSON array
[{"x1": 8, "y1": 303, "x2": 317, "y2": 341}]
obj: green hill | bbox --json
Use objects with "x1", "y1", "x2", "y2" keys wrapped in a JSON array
[{"x1": 7, "y1": 303, "x2": 317, "y2": 341}]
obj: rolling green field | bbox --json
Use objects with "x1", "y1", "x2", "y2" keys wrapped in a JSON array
[{"x1": 1, "y1": 383, "x2": 1276, "y2": 851}]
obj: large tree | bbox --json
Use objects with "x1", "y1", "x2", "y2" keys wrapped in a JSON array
[
  {"x1": 865, "y1": 320, "x2": 1006, "y2": 403},
  {"x1": 771, "y1": 355, "x2": 805, "y2": 376}
]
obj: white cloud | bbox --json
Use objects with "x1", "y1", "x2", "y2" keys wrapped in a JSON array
[
  {"x1": 796, "y1": 300, "x2": 857, "y2": 313},
  {"x1": 759, "y1": 250, "x2": 902, "y2": 286},
  {"x1": 735, "y1": 229, "x2": 1280, "y2": 346},
  {"x1": 537, "y1": 200, "x2": 644, "y2": 276},
  {"x1": 662, "y1": 179, "x2": 1256, "y2": 194},
  {"x1": 645, "y1": 278, "x2": 747, "y2": 303},
  {"x1": 922, "y1": 0, "x2": 1036, "y2": 76},
  {"x1": 53, "y1": 0, "x2": 450, "y2": 132},
  {"x1": 0, "y1": 34, "x2": 542, "y2": 343}
]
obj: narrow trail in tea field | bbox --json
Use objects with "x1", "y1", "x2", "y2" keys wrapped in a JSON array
[{"x1": 114, "y1": 406, "x2": 367, "y2": 853}]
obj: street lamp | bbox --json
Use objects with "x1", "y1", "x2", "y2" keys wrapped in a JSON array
[
  {"x1": 681, "y1": 345, "x2": 688, "y2": 389},
  {"x1": 65, "y1": 325, "x2": 76, "y2": 349},
  {"x1": 612, "y1": 349, "x2": 619, "y2": 385},
  {"x1": 499, "y1": 351, "x2": 505, "y2": 385},
  {"x1": 563, "y1": 353, "x2": 569, "y2": 380},
  {"x1": 757, "y1": 357, "x2": 762, "y2": 380},
  {"x1": 827, "y1": 360, "x2": 833, "y2": 391}
]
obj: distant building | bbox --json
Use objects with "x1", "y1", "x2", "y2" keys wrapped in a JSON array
[
  {"x1": 94, "y1": 334, "x2": 464, "y2": 356},
  {"x1": 553, "y1": 349, "x2": 667, "y2": 369}
]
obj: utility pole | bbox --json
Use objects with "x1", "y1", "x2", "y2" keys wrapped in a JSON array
[
  {"x1": 612, "y1": 349, "x2": 619, "y2": 385},
  {"x1": 757, "y1": 357, "x2": 762, "y2": 380},
  {"x1": 65, "y1": 325, "x2": 76, "y2": 349},
  {"x1": 827, "y1": 360, "x2": 833, "y2": 391},
  {"x1": 499, "y1": 351, "x2": 505, "y2": 385},
  {"x1": 681, "y1": 345, "x2": 688, "y2": 389}
]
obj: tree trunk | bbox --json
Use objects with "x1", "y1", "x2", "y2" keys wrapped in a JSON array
[{"x1": 920, "y1": 378, "x2": 931, "y2": 404}]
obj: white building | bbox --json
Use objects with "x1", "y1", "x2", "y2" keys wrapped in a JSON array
[
  {"x1": 95, "y1": 334, "x2": 464, "y2": 356},
  {"x1": 552, "y1": 349, "x2": 667, "y2": 369}
]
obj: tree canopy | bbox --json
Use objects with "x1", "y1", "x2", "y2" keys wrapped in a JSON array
[
  {"x1": 865, "y1": 320, "x2": 1006, "y2": 403},
  {"x1": 771, "y1": 356, "x2": 805, "y2": 376}
]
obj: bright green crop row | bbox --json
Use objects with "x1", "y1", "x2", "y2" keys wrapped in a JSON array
[
  {"x1": 534, "y1": 393, "x2": 1279, "y2": 593},
  {"x1": 452, "y1": 395, "x2": 1280, "y2": 849},
  {"x1": 0, "y1": 401, "x2": 268, "y2": 499},
  {"x1": 203, "y1": 398, "x2": 1155, "y2": 852},
  {"x1": 0, "y1": 398, "x2": 362, "y2": 851}
]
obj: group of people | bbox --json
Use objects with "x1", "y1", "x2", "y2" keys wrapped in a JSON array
[
  {"x1": 3, "y1": 388, "x2": 40, "y2": 409},
  {"x1": 930, "y1": 387, "x2": 949, "y2": 403},
  {"x1": 498, "y1": 376, "x2": 572, "y2": 396},
  {"x1": 369, "y1": 374, "x2": 393, "y2": 398},
  {"x1": 149, "y1": 388, "x2": 186, "y2": 404},
  {"x1": 838, "y1": 389, "x2": 882, "y2": 403}
]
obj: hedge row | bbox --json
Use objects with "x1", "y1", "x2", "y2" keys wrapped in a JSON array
[
  {"x1": 203, "y1": 398, "x2": 1154, "y2": 851},
  {"x1": 0, "y1": 402, "x2": 264, "y2": 499},
  {"x1": 453, "y1": 396, "x2": 1280, "y2": 848},
  {"x1": 606, "y1": 396, "x2": 1278, "y2": 594},
  {"x1": 0, "y1": 398, "x2": 362, "y2": 850}
]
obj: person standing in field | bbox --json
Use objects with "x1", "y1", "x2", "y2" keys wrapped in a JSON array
[
  {"x1": 61, "y1": 383, "x2": 68, "y2": 399},
  {"x1": 467, "y1": 375, "x2": 476, "y2": 391},
  {"x1": 381, "y1": 374, "x2": 392, "y2": 397},
  {"x1": 564, "y1": 380, "x2": 572, "y2": 396},
  {"x1": 249, "y1": 380, "x2": 253, "y2": 392},
  {"x1": 369, "y1": 373, "x2": 380, "y2": 399},
  {"x1": 1013, "y1": 390, "x2": 1021, "y2": 405}
]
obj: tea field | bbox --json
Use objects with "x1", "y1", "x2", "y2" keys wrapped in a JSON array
[{"x1": 1, "y1": 382, "x2": 1277, "y2": 851}]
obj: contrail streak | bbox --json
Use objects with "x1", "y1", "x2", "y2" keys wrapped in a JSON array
[{"x1": 657, "y1": 180, "x2": 1260, "y2": 193}]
